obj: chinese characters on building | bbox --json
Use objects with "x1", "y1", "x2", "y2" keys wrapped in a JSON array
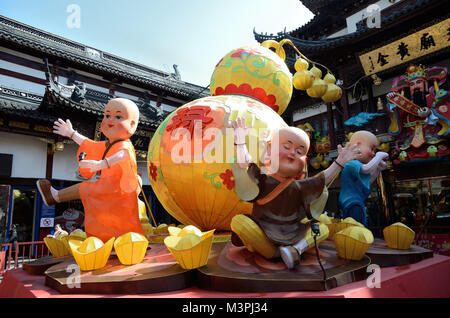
[{"x1": 359, "y1": 18, "x2": 449, "y2": 75}]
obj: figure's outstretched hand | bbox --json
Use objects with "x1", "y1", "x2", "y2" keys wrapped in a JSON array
[
  {"x1": 53, "y1": 119, "x2": 74, "y2": 138},
  {"x1": 336, "y1": 142, "x2": 360, "y2": 165},
  {"x1": 386, "y1": 92, "x2": 396, "y2": 99},
  {"x1": 231, "y1": 117, "x2": 252, "y2": 145}
]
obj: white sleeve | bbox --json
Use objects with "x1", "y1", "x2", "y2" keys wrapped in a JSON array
[{"x1": 361, "y1": 152, "x2": 388, "y2": 183}]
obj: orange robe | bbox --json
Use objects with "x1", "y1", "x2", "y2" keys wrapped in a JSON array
[{"x1": 77, "y1": 138, "x2": 145, "y2": 242}]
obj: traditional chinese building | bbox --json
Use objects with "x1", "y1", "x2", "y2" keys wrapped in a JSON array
[
  {"x1": 254, "y1": 0, "x2": 450, "y2": 249},
  {"x1": 0, "y1": 15, "x2": 208, "y2": 242}
]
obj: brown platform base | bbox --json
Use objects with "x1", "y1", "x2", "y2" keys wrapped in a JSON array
[
  {"x1": 365, "y1": 239, "x2": 434, "y2": 267},
  {"x1": 28, "y1": 238, "x2": 435, "y2": 295},
  {"x1": 23, "y1": 256, "x2": 72, "y2": 276},
  {"x1": 196, "y1": 242, "x2": 371, "y2": 292},
  {"x1": 44, "y1": 244, "x2": 194, "y2": 294},
  {"x1": 321, "y1": 239, "x2": 434, "y2": 267}
]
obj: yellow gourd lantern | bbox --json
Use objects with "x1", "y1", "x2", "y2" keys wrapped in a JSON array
[
  {"x1": 294, "y1": 58, "x2": 309, "y2": 71},
  {"x1": 210, "y1": 44, "x2": 293, "y2": 115},
  {"x1": 321, "y1": 84, "x2": 343, "y2": 103},
  {"x1": 293, "y1": 70, "x2": 315, "y2": 90},
  {"x1": 148, "y1": 39, "x2": 341, "y2": 232},
  {"x1": 164, "y1": 225, "x2": 215, "y2": 269},
  {"x1": 323, "y1": 73, "x2": 336, "y2": 84},
  {"x1": 307, "y1": 79, "x2": 328, "y2": 98},
  {"x1": 383, "y1": 222, "x2": 415, "y2": 250},
  {"x1": 334, "y1": 226, "x2": 374, "y2": 260},
  {"x1": 69, "y1": 236, "x2": 115, "y2": 271},
  {"x1": 309, "y1": 66, "x2": 322, "y2": 79},
  {"x1": 114, "y1": 232, "x2": 149, "y2": 265}
]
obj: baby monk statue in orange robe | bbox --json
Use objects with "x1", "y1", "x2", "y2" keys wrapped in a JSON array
[{"x1": 37, "y1": 98, "x2": 145, "y2": 242}]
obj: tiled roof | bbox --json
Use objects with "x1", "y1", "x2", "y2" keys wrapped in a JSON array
[
  {"x1": 254, "y1": 0, "x2": 436, "y2": 52},
  {"x1": 301, "y1": 0, "x2": 336, "y2": 11},
  {"x1": 42, "y1": 85, "x2": 164, "y2": 129},
  {"x1": 0, "y1": 15, "x2": 208, "y2": 100},
  {"x1": 0, "y1": 86, "x2": 57, "y2": 122},
  {"x1": 0, "y1": 85, "x2": 165, "y2": 129}
]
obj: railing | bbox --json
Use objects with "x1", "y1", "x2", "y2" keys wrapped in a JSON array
[
  {"x1": 0, "y1": 244, "x2": 12, "y2": 277},
  {"x1": 1, "y1": 241, "x2": 50, "y2": 278}
]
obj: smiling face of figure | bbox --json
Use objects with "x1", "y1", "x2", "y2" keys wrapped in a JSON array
[
  {"x1": 100, "y1": 98, "x2": 140, "y2": 142},
  {"x1": 268, "y1": 127, "x2": 310, "y2": 178},
  {"x1": 350, "y1": 131, "x2": 378, "y2": 164}
]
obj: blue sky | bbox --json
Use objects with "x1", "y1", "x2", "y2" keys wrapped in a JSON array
[{"x1": 0, "y1": 0, "x2": 314, "y2": 87}]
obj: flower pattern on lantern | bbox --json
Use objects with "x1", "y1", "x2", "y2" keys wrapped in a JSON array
[
  {"x1": 220, "y1": 169, "x2": 235, "y2": 190},
  {"x1": 215, "y1": 83, "x2": 279, "y2": 113},
  {"x1": 149, "y1": 162, "x2": 158, "y2": 181},
  {"x1": 165, "y1": 105, "x2": 214, "y2": 137}
]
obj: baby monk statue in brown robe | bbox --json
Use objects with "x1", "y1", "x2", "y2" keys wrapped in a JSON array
[{"x1": 230, "y1": 118, "x2": 360, "y2": 269}]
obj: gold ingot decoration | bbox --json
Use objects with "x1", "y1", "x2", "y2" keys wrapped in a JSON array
[
  {"x1": 168, "y1": 225, "x2": 203, "y2": 237},
  {"x1": 326, "y1": 218, "x2": 342, "y2": 239},
  {"x1": 383, "y1": 222, "x2": 415, "y2": 250},
  {"x1": 294, "y1": 58, "x2": 309, "y2": 71},
  {"x1": 154, "y1": 223, "x2": 169, "y2": 234},
  {"x1": 114, "y1": 232, "x2": 149, "y2": 265},
  {"x1": 309, "y1": 66, "x2": 322, "y2": 79},
  {"x1": 61, "y1": 231, "x2": 87, "y2": 256},
  {"x1": 307, "y1": 79, "x2": 328, "y2": 98},
  {"x1": 44, "y1": 233, "x2": 70, "y2": 258},
  {"x1": 69, "y1": 236, "x2": 115, "y2": 271},
  {"x1": 334, "y1": 226, "x2": 374, "y2": 260},
  {"x1": 138, "y1": 199, "x2": 154, "y2": 237},
  {"x1": 164, "y1": 225, "x2": 215, "y2": 269},
  {"x1": 322, "y1": 83, "x2": 342, "y2": 102},
  {"x1": 308, "y1": 214, "x2": 342, "y2": 239},
  {"x1": 333, "y1": 217, "x2": 365, "y2": 234}
]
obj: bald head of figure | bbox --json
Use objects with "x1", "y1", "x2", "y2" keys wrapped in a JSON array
[
  {"x1": 267, "y1": 126, "x2": 310, "y2": 177},
  {"x1": 349, "y1": 130, "x2": 378, "y2": 164},
  {"x1": 101, "y1": 98, "x2": 140, "y2": 141}
]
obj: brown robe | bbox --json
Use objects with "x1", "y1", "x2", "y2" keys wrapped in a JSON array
[{"x1": 246, "y1": 163, "x2": 325, "y2": 246}]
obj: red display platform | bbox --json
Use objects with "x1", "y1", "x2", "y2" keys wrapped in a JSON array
[{"x1": 1, "y1": 253, "x2": 449, "y2": 298}]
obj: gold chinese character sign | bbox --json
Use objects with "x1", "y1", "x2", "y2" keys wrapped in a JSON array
[{"x1": 359, "y1": 18, "x2": 450, "y2": 75}]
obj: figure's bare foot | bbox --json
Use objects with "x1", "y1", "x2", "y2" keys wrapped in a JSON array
[
  {"x1": 279, "y1": 246, "x2": 301, "y2": 269},
  {"x1": 37, "y1": 180, "x2": 57, "y2": 206}
]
